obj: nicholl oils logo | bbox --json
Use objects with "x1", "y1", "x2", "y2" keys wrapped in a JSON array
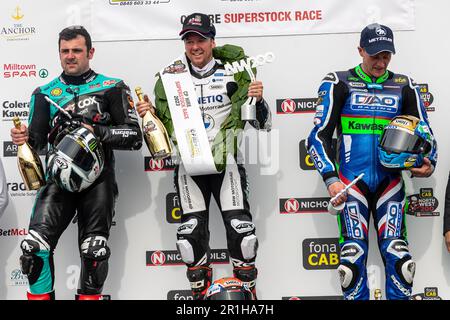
[{"x1": 1, "y1": 6, "x2": 37, "y2": 41}]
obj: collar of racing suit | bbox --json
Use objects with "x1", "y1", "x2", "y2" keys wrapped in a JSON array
[
  {"x1": 354, "y1": 64, "x2": 390, "y2": 84},
  {"x1": 190, "y1": 58, "x2": 216, "y2": 76},
  {"x1": 187, "y1": 56, "x2": 219, "y2": 79},
  {"x1": 60, "y1": 69, "x2": 97, "y2": 85}
]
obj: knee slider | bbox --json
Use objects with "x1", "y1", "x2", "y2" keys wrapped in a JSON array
[
  {"x1": 20, "y1": 231, "x2": 51, "y2": 284},
  {"x1": 79, "y1": 236, "x2": 110, "y2": 294},
  {"x1": 81, "y1": 236, "x2": 110, "y2": 261},
  {"x1": 176, "y1": 218, "x2": 201, "y2": 265},
  {"x1": 338, "y1": 242, "x2": 365, "y2": 290},
  {"x1": 396, "y1": 256, "x2": 415, "y2": 285},
  {"x1": 337, "y1": 262, "x2": 358, "y2": 290},
  {"x1": 229, "y1": 218, "x2": 257, "y2": 260}
]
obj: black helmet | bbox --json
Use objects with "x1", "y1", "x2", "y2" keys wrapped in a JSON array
[
  {"x1": 204, "y1": 277, "x2": 254, "y2": 300},
  {"x1": 47, "y1": 127, "x2": 104, "y2": 192}
]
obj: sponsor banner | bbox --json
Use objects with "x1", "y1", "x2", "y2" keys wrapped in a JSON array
[
  {"x1": 276, "y1": 98, "x2": 317, "y2": 114},
  {"x1": 1, "y1": 100, "x2": 30, "y2": 121},
  {"x1": 282, "y1": 295, "x2": 343, "y2": 300},
  {"x1": 91, "y1": 0, "x2": 414, "y2": 41},
  {"x1": 146, "y1": 249, "x2": 229, "y2": 266},
  {"x1": 302, "y1": 238, "x2": 340, "y2": 270},
  {"x1": 279, "y1": 197, "x2": 329, "y2": 214},
  {"x1": 166, "y1": 192, "x2": 182, "y2": 223},
  {"x1": 0, "y1": 228, "x2": 28, "y2": 237},
  {"x1": 167, "y1": 290, "x2": 193, "y2": 300},
  {"x1": 411, "y1": 287, "x2": 442, "y2": 300},
  {"x1": 2, "y1": 63, "x2": 48, "y2": 79},
  {"x1": 405, "y1": 188, "x2": 439, "y2": 217},
  {"x1": 417, "y1": 84, "x2": 435, "y2": 112},
  {"x1": 144, "y1": 156, "x2": 177, "y2": 171},
  {"x1": 9, "y1": 269, "x2": 28, "y2": 286},
  {"x1": 0, "y1": 6, "x2": 37, "y2": 42},
  {"x1": 6, "y1": 181, "x2": 37, "y2": 197},
  {"x1": 4, "y1": 141, "x2": 47, "y2": 157}
]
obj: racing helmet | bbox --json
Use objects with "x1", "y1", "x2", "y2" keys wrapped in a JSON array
[
  {"x1": 204, "y1": 277, "x2": 254, "y2": 300},
  {"x1": 47, "y1": 126, "x2": 104, "y2": 192},
  {"x1": 378, "y1": 115, "x2": 433, "y2": 169}
]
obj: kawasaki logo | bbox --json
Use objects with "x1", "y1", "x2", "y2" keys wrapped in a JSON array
[
  {"x1": 347, "y1": 121, "x2": 385, "y2": 131},
  {"x1": 341, "y1": 117, "x2": 390, "y2": 135}
]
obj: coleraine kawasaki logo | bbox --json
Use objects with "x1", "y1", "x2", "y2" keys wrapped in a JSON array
[
  {"x1": 1, "y1": 6, "x2": 37, "y2": 41},
  {"x1": 146, "y1": 249, "x2": 229, "y2": 266},
  {"x1": 405, "y1": 188, "x2": 439, "y2": 217},
  {"x1": 1, "y1": 100, "x2": 29, "y2": 120},
  {"x1": 302, "y1": 238, "x2": 340, "y2": 270}
]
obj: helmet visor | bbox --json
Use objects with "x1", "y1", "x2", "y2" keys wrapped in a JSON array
[
  {"x1": 380, "y1": 128, "x2": 428, "y2": 154},
  {"x1": 57, "y1": 136, "x2": 94, "y2": 172},
  {"x1": 207, "y1": 289, "x2": 253, "y2": 300}
]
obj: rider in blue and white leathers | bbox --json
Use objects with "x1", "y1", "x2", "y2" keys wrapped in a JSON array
[{"x1": 307, "y1": 24, "x2": 437, "y2": 300}]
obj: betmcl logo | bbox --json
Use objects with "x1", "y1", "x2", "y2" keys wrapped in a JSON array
[
  {"x1": 146, "y1": 249, "x2": 229, "y2": 266},
  {"x1": 302, "y1": 238, "x2": 340, "y2": 270},
  {"x1": 405, "y1": 188, "x2": 439, "y2": 217},
  {"x1": 166, "y1": 192, "x2": 182, "y2": 224}
]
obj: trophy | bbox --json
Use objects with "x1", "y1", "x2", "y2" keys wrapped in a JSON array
[
  {"x1": 241, "y1": 64, "x2": 257, "y2": 122},
  {"x1": 13, "y1": 117, "x2": 45, "y2": 190},
  {"x1": 135, "y1": 87, "x2": 172, "y2": 159}
]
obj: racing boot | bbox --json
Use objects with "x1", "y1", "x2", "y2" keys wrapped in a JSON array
[{"x1": 187, "y1": 265, "x2": 212, "y2": 300}]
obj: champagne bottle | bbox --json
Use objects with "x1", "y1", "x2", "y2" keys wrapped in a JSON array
[
  {"x1": 13, "y1": 117, "x2": 45, "y2": 190},
  {"x1": 135, "y1": 87, "x2": 172, "y2": 159}
]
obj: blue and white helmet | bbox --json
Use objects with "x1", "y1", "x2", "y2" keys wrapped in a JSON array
[
  {"x1": 378, "y1": 115, "x2": 434, "y2": 169},
  {"x1": 47, "y1": 127, "x2": 104, "y2": 192}
]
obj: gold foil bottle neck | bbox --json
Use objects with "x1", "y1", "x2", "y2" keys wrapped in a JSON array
[{"x1": 13, "y1": 116, "x2": 21, "y2": 129}]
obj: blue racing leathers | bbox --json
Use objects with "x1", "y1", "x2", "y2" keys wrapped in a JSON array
[{"x1": 307, "y1": 65, "x2": 437, "y2": 300}]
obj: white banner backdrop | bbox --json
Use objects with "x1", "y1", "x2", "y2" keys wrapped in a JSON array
[
  {"x1": 1, "y1": 0, "x2": 450, "y2": 301},
  {"x1": 89, "y1": 0, "x2": 415, "y2": 41}
]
